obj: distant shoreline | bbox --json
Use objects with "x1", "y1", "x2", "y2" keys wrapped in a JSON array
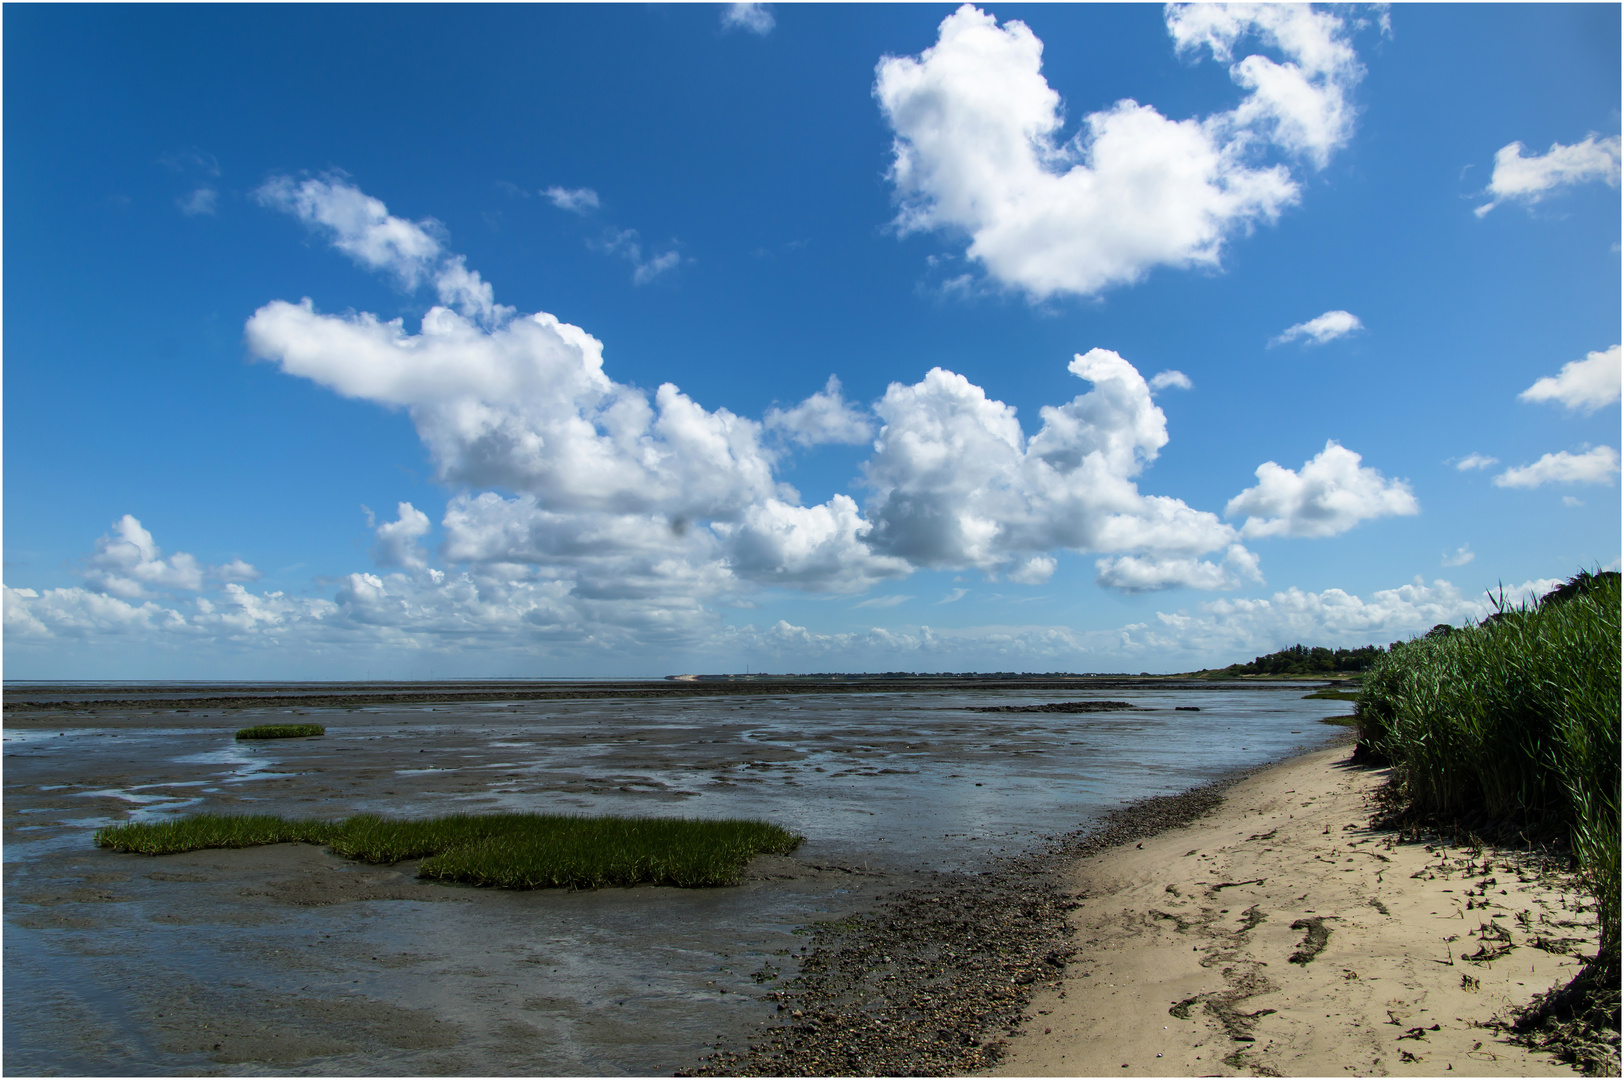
[{"x1": 2, "y1": 675, "x2": 1347, "y2": 718}]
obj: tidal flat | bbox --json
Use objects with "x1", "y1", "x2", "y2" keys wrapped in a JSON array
[{"x1": 4, "y1": 680, "x2": 1348, "y2": 1075}]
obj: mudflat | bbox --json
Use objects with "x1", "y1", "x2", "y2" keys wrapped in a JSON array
[
  {"x1": 991, "y1": 745, "x2": 1597, "y2": 1077},
  {"x1": 4, "y1": 683, "x2": 1345, "y2": 1075}
]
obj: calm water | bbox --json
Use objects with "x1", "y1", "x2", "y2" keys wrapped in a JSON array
[{"x1": 4, "y1": 685, "x2": 1350, "y2": 1074}]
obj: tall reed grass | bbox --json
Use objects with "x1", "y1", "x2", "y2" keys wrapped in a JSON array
[
  {"x1": 1357, "y1": 571, "x2": 1619, "y2": 1002},
  {"x1": 95, "y1": 812, "x2": 803, "y2": 889}
]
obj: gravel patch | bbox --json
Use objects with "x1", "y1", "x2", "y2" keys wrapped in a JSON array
[{"x1": 688, "y1": 775, "x2": 1251, "y2": 1076}]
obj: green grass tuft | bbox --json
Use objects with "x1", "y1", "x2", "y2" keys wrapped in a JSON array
[
  {"x1": 94, "y1": 812, "x2": 803, "y2": 889},
  {"x1": 1302, "y1": 688, "x2": 1361, "y2": 702},
  {"x1": 236, "y1": 723, "x2": 325, "y2": 739}
]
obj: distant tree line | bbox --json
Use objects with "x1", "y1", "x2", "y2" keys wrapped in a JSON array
[{"x1": 1217, "y1": 643, "x2": 1386, "y2": 676}]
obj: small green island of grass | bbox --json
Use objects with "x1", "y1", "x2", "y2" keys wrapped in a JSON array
[
  {"x1": 235, "y1": 723, "x2": 325, "y2": 740},
  {"x1": 94, "y1": 812, "x2": 803, "y2": 890}
]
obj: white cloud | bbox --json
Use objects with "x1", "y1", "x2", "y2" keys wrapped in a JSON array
[
  {"x1": 543, "y1": 186, "x2": 600, "y2": 214},
  {"x1": 1454, "y1": 452, "x2": 1499, "y2": 472},
  {"x1": 372, "y1": 502, "x2": 433, "y2": 570},
  {"x1": 212, "y1": 558, "x2": 262, "y2": 584},
  {"x1": 8, "y1": 515, "x2": 1577, "y2": 679},
  {"x1": 1147, "y1": 370, "x2": 1193, "y2": 393},
  {"x1": 1519, "y1": 345, "x2": 1621, "y2": 413},
  {"x1": 1271, "y1": 309, "x2": 1362, "y2": 346},
  {"x1": 231, "y1": 175, "x2": 1372, "y2": 658},
  {"x1": 713, "y1": 496, "x2": 913, "y2": 594},
  {"x1": 863, "y1": 349, "x2": 1245, "y2": 581},
  {"x1": 256, "y1": 174, "x2": 504, "y2": 324},
  {"x1": 874, "y1": 3, "x2": 1362, "y2": 299},
  {"x1": 1442, "y1": 544, "x2": 1474, "y2": 568},
  {"x1": 722, "y1": 3, "x2": 774, "y2": 35},
  {"x1": 1007, "y1": 554, "x2": 1057, "y2": 585},
  {"x1": 82, "y1": 515, "x2": 258, "y2": 598},
  {"x1": 1095, "y1": 544, "x2": 1262, "y2": 593},
  {"x1": 764, "y1": 376, "x2": 875, "y2": 446},
  {"x1": 594, "y1": 228, "x2": 681, "y2": 284},
  {"x1": 1226, "y1": 441, "x2": 1419, "y2": 538},
  {"x1": 938, "y1": 587, "x2": 969, "y2": 604},
  {"x1": 1493, "y1": 446, "x2": 1620, "y2": 489},
  {"x1": 1475, "y1": 135, "x2": 1622, "y2": 217},
  {"x1": 178, "y1": 187, "x2": 218, "y2": 216},
  {"x1": 1563, "y1": 496, "x2": 1585, "y2": 508},
  {"x1": 1142, "y1": 575, "x2": 1565, "y2": 661}
]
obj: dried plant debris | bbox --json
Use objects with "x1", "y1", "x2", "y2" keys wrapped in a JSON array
[{"x1": 1287, "y1": 917, "x2": 1331, "y2": 964}]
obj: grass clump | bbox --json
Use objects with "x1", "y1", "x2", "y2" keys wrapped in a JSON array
[
  {"x1": 1356, "y1": 570, "x2": 1619, "y2": 1069},
  {"x1": 236, "y1": 723, "x2": 325, "y2": 740},
  {"x1": 1302, "y1": 687, "x2": 1361, "y2": 702},
  {"x1": 95, "y1": 812, "x2": 803, "y2": 890}
]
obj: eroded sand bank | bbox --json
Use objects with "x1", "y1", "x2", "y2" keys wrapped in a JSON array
[{"x1": 991, "y1": 746, "x2": 1597, "y2": 1077}]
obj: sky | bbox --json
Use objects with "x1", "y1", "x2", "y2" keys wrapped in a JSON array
[{"x1": 4, "y1": 3, "x2": 1619, "y2": 680}]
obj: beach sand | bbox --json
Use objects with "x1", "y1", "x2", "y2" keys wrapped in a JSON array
[{"x1": 990, "y1": 745, "x2": 1597, "y2": 1077}]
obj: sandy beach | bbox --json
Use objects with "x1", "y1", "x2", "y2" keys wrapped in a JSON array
[{"x1": 990, "y1": 745, "x2": 1597, "y2": 1077}]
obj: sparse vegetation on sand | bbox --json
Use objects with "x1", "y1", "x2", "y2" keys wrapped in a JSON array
[
  {"x1": 1357, "y1": 570, "x2": 1620, "y2": 1072},
  {"x1": 94, "y1": 812, "x2": 803, "y2": 889},
  {"x1": 235, "y1": 723, "x2": 325, "y2": 739}
]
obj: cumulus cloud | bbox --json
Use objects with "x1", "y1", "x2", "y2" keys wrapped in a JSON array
[
  {"x1": 722, "y1": 3, "x2": 774, "y2": 35},
  {"x1": 1147, "y1": 370, "x2": 1193, "y2": 392},
  {"x1": 81, "y1": 515, "x2": 262, "y2": 599},
  {"x1": 862, "y1": 349, "x2": 1246, "y2": 582},
  {"x1": 1442, "y1": 544, "x2": 1474, "y2": 568},
  {"x1": 84, "y1": 515, "x2": 205, "y2": 597},
  {"x1": 371, "y1": 502, "x2": 433, "y2": 569},
  {"x1": 1271, "y1": 309, "x2": 1362, "y2": 346},
  {"x1": 1475, "y1": 135, "x2": 1622, "y2": 217},
  {"x1": 544, "y1": 186, "x2": 600, "y2": 214},
  {"x1": 1454, "y1": 452, "x2": 1499, "y2": 472},
  {"x1": 1226, "y1": 441, "x2": 1419, "y2": 539},
  {"x1": 256, "y1": 174, "x2": 504, "y2": 324},
  {"x1": 1007, "y1": 554, "x2": 1057, "y2": 585},
  {"x1": 7, "y1": 514, "x2": 1573, "y2": 680},
  {"x1": 1141, "y1": 575, "x2": 1565, "y2": 662},
  {"x1": 195, "y1": 173, "x2": 1505, "y2": 663},
  {"x1": 212, "y1": 558, "x2": 262, "y2": 584},
  {"x1": 1095, "y1": 544, "x2": 1262, "y2": 593},
  {"x1": 1519, "y1": 344, "x2": 1621, "y2": 413},
  {"x1": 1493, "y1": 446, "x2": 1620, "y2": 489},
  {"x1": 875, "y1": 3, "x2": 1363, "y2": 299},
  {"x1": 764, "y1": 376, "x2": 875, "y2": 446},
  {"x1": 247, "y1": 180, "x2": 1270, "y2": 608}
]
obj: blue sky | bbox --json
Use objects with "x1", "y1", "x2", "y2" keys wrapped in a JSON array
[{"x1": 5, "y1": 3, "x2": 1619, "y2": 679}]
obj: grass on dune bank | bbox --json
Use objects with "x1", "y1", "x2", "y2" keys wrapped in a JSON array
[
  {"x1": 236, "y1": 723, "x2": 325, "y2": 739},
  {"x1": 94, "y1": 812, "x2": 804, "y2": 890},
  {"x1": 1356, "y1": 570, "x2": 1619, "y2": 1072}
]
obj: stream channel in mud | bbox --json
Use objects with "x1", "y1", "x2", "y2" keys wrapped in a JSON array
[{"x1": 4, "y1": 682, "x2": 1349, "y2": 1075}]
